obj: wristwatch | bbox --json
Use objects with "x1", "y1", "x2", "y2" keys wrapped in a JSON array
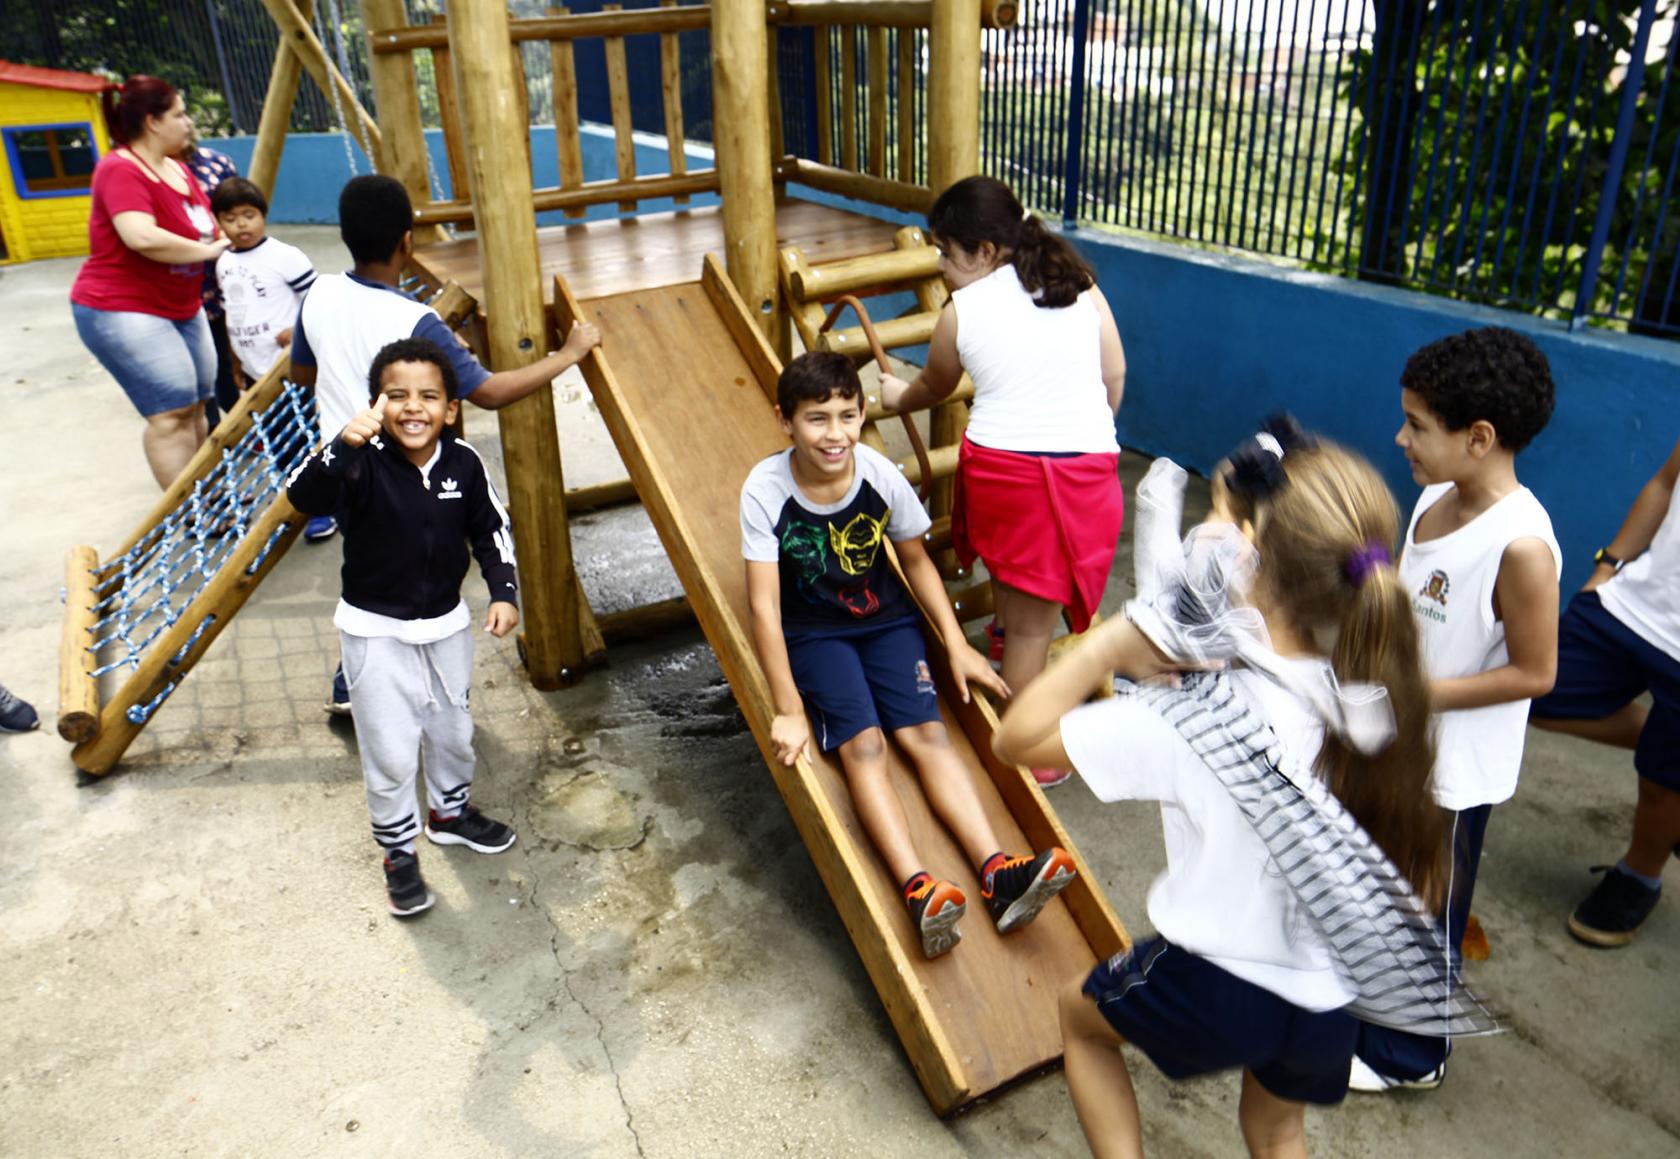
[{"x1": 1594, "y1": 547, "x2": 1624, "y2": 570}]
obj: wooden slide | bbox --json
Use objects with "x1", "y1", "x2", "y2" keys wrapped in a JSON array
[{"x1": 555, "y1": 258, "x2": 1129, "y2": 1115}]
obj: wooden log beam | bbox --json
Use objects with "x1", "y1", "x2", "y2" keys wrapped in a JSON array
[
  {"x1": 598, "y1": 595, "x2": 697, "y2": 644},
  {"x1": 360, "y1": 0, "x2": 445, "y2": 245},
  {"x1": 57, "y1": 545, "x2": 100, "y2": 744},
  {"x1": 72, "y1": 498, "x2": 307, "y2": 776},
  {"x1": 565, "y1": 476, "x2": 638, "y2": 513},
  {"x1": 450, "y1": 0, "x2": 586, "y2": 689},
  {"x1": 813, "y1": 24, "x2": 833, "y2": 166},
  {"x1": 370, "y1": 5, "x2": 711, "y2": 52},
  {"x1": 658, "y1": 0, "x2": 692, "y2": 206},
  {"x1": 777, "y1": 157, "x2": 932, "y2": 214},
  {"x1": 896, "y1": 25, "x2": 915, "y2": 183},
  {"x1": 549, "y1": 7, "x2": 587, "y2": 220},
  {"x1": 785, "y1": 243, "x2": 940, "y2": 303},
  {"x1": 603, "y1": 6, "x2": 638, "y2": 212},
  {"x1": 927, "y1": 0, "x2": 980, "y2": 193},
  {"x1": 413, "y1": 170, "x2": 722, "y2": 226},
  {"x1": 839, "y1": 25, "x2": 857, "y2": 172},
  {"x1": 713, "y1": 0, "x2": 780, "y2": 342},
  {"x1": 257, "y1": 0, "x2": 382, "y2": 162},
  {"x1": 864, "y1": 377, "x2": 972, "y2": 421},
  {"x1": 249, "y1": 0, "x2": 314, "y2": 197},
  {"x1": 429, "y1": 16, "x2": 471, "y2": 203},
  {"x1": 820, "y1": 309, "x2": 934, "y2": 357}
]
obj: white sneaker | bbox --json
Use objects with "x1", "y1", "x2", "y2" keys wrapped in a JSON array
[{"x1": 1348, "y1": 1055, "x2": 1445, "y2": 1093}]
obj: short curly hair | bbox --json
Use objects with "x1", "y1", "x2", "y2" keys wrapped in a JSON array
[{"x1": 1400, "y1": 327, "x2": 1555, "y2": 452}]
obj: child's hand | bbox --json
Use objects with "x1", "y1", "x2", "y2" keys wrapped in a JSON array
[
  {"x1": 878, "y1": 372, "x2": 911, "y2": 412},
  {"x1": 274, "y1": 327, "x2": 293, "y2": 349},
  {"x1": 485, "y1": 600, "x2": 519, "y2": 637},
  {"x1": 340, "y1": 393, "x2": 390, "y2": 448},
  {"x1": 770, "y1": 712, "x2": 811, "y2": 767},
  {"x1": 561, "y1": 319, "x2": 602, "y2": 360},
  {"x1": 948, "y1": 642, "x2": 1011, "y2": 704}
]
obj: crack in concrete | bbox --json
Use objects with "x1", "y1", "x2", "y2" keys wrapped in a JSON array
[{"x1": 514, "y1": 791, "x2": 647, "y2": 1158}]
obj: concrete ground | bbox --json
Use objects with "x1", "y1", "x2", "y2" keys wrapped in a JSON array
[{"x1": 2, "y1": 226, "x2": 1676, "y2": 1158}]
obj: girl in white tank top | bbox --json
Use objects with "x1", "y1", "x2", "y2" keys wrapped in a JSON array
[{"x1": 879, "y1": 178, "x2": 1127, "y2": 773}]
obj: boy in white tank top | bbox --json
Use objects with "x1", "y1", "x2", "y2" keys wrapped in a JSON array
[
  {"x1": 1532, "y1": 431, "x2": 1680, "y2": 950},
  {"x1": 1353, "y1": 327, "x2": 1561, "y2": 1093}
]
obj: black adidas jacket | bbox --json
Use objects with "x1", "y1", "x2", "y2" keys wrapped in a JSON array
[{"x1": 286, "y1": 428, "x2": 518, "y2": 621}]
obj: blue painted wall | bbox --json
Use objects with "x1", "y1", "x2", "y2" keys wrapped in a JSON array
[
  {"x1": 215, "y1": 127, "x2": 717, "y2": 226},
  {"x1": 1069, "y1": 230, "x2": 1680, "y2": 590}
]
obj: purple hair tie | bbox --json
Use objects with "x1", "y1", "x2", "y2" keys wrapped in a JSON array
[{"x1": 1345, "y1": 540, "x2": 1392, "y2": 586}]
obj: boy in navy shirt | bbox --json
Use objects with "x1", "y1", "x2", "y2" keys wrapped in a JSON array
[
  {"x1": 742, "y1": 351, "x2": 1076, "y2": 958},
  {"x1": 288, "y1": 337, "x2": 520, "y2": 917}
]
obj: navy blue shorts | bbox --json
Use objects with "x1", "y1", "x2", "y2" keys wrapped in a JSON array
[
  {"x1": 785, "y1": 616, "x2": 940, "y2": 751},
  {"x1": 1082, "y1": 937, "x2": 1357, "y2": 1106},
  {"x1": 1531, "y1": 591, "x2": 1680, "y2": 790}
]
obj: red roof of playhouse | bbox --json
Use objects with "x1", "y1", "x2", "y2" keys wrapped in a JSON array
[{"x1": 0, "y1": 61, "x2": 110, "y2": 94}]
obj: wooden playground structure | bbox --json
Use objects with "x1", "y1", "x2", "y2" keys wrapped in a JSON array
[{"x1": 60, "y1": 0, "x2": 1130, "y2": 1114}]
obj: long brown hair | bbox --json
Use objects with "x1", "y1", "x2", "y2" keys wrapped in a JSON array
[
  {"x1": 927, "y1": 175, "x2": 1095, "y2": 308},
  {"x1": 1231, "y1": 443, "x2": 1446, "y2": 906}
]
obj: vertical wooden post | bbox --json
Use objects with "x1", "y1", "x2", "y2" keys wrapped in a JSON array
[
  {"x1": 897, "y1": 27, "x2": 915, "y2": 183},
  {"x1": 839, "y1": 25, "x2": 857, "y2": 172},
  {"x1": 814, "y1": 25, "x2": 832, "y2": 166},
  {"x1": 430, "y1": 15, "x2": 470, "y2": 204},
  {"x1": 360, "y1": 0, "x2": 445, "y2": 245},
  {"x1": 448, "y1": 0, "x2": 584, "y2": 688},
  {"x1": 660, "y1": 0, "x2": 692, "y2": 206},
  {"x1": 603, "y1": 5, "x2": 637, "y2": 213},
  {"x1": 927, "y1": 0, "x2": 981, "y2": 570},
  {"x1": 928, "y1": 0, "x2": 980, "y2": 193},
  {"x1": 250, "y1": 0, "x2": 315, "y2": 197},
  {"x1": 712, "y1": 0, "x2": 780, "y2": 343},
  {"x1": 548, "y1": 7, "x2": 586, "y2": 220}
]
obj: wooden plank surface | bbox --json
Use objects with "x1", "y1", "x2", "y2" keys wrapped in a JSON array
[
  {"x1": 561, "y1": 269, "x2": 1119, "y2": 1113},
  {"x1": 411, "y1": 198, "x2": 903, "y2": 306}
]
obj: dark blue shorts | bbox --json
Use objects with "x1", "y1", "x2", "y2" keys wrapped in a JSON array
[
  {"x1": 785, "y1": 616, "x2": 940, "y2": 751},
  {"x1": 1530, "y1": 590, "x2": 1680, "y2": 790},
  {"x1": 1082, "y1": 937, "x2": 1357, "y2": 1106}
]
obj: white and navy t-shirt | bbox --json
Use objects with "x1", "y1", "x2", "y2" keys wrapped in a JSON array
[
  {"x1": 1060, "y1": 663, "x2": 1357, "y2": 1013},
  {"x1": 1598, "y1": 479, "x2": 1680, "y2": 663},
  {"x1": 215, "y1": 237, "x2": 316, "y2": 380},
  {"x1": 1401, "y1": 482, "x2": 1561, "y2": 810},
  {"x1": 740, "y1": 444, "x2": 931, "y2": 636},
  {"x1": 291, "y1": 272, "x2": 491, "y2": 438}
]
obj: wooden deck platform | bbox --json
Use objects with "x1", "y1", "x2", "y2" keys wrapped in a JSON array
[
  {"x1": 411, "y1": 197, "x2": 904, "y2": 305},
  {"x1": 555, "y1": 257, "x2": 1128, "y2": 1115}
]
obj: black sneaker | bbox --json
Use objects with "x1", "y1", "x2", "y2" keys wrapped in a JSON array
[
  {"x1": 383, "y1": 850, "x2": 435, "y2": 917},
  {"x1": 325, "y1": 664, "x2": 352, "y2": 716},
  {"x1": 1567, "y1": 865, "x2": 1661, "y2": 948},
  {"x1": 425, "y1": 805, "x2": 517, "y2": 854},
  {"x1": 0, "y1": 683, "x2": 39, "y2": 733},
  {"x1": 905, "y1": 875, "x2": 966, "y2": 959},
  {"x1": 983, "y1": 848, "x2": 1077, "y2": 933}
]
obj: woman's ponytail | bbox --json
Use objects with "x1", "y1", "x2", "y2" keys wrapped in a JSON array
[{"x1": 928, "y1": 175, "x2": 1094, "y2": 308}]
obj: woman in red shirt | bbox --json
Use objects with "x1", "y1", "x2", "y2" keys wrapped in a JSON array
[{"x1": 71, "y1": 76, "x2": 231, "y2": 489}]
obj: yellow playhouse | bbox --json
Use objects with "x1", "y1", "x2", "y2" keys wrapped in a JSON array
[{"x1": 0, "y1": 61, "x2": 109, "y2": 264}]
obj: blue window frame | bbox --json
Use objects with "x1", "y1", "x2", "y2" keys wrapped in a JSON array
[{"x1": 4, "y1": 122, "x2": 100, "y2": 200}]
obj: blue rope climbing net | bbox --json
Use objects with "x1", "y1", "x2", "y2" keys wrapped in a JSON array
[{"x1": 85, "y1": 380, "x2": 319, "y2": 725}]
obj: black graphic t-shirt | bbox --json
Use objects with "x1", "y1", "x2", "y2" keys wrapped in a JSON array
[{"x1": 740, "y1": 445, "x2": 932, "y2": 636}]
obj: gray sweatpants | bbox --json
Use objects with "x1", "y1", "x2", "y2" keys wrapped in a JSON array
[{"x1": 341, "y1": 628, "x2": 476, "y2": 853}]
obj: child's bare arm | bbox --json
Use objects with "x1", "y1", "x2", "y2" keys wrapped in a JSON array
[
  {"x1": 1431, "y1": 537, "x2": 1559, "y2": 711},
  {"x1": 1091, "y1": 288, "x2": 1127, "y2": 415},
  {"x1": 892, "y1": 536, "x2": 1010, "y2": 705},
  {"x1": 879, "y1": 305, "x2": 963, "y2": 413},
  {"x1": 995, "y1": 615, "x2": 1172, "y2": 769},
  {"x1": 745, "y1": 560, "x2": 811, "y2": 766},
  {"x1": 1584, "y1": 435, "x2": 1680, "y2": 592}
]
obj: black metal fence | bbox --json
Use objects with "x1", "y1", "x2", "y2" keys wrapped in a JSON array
[
  {"x1": 8, "y1": 0, "x2": 1676, "y2": 336},
  {"x1": 983, "y1": 0, "x2": 1680, "y2": 336}
]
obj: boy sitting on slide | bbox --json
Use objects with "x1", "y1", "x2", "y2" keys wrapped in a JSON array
[{"x1": 741, "y1": 351, "x2": 1076, "y2": 958}]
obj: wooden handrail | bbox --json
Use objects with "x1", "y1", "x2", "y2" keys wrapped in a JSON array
[
  {"x1": 370, "y1": 5, "x2": 710, "y2": 52},
  {"x1": 414, "y1": 170, "x2": 722, "y2": 226}
]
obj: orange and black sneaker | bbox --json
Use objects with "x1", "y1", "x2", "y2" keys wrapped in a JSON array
[
  {"x1": 903, "y1": 872, "x2": 967, "y2": 959},
  {"x1": 981, "y1": 848, "x2": 1076, "y2": 933}
]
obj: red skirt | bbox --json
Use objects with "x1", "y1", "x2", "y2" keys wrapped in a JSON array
[{"x1": 951, "y1": 435, "x2": 1124, "y2": 634}]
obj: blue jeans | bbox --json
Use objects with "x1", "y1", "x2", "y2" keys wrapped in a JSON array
[{"x1": 73, "y1": 303, "x2": 215, "y2": 417}]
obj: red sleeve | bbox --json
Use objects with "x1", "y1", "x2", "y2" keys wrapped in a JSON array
[{"x1": 95, "y1": 156, "x2": 159, "y2": 219}]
